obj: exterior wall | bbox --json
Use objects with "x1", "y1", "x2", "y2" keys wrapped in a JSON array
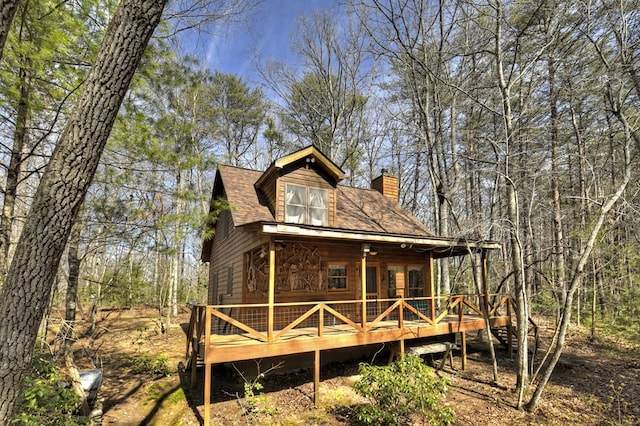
[
  {"x1": 242, "y1": 239, "x2": 432, "y2": 304},
  {"x1": 276, "y1": 167, "x2": 337, "y2": 227},
  {"x1": 258, "y1": 171, "x2": 278, "y2": 216},
  {"x1": 207, "y1": 208, "x2": 268, "y2": 305}
]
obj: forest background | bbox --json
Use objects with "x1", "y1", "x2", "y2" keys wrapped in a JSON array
[{"x1": 0, "y1": 0, "x2": 638, "y2": 421}]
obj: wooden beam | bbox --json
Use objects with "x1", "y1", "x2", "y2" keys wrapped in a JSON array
[
  {"x1": 427, "y1": 253, "x2": 436, "y2": 321},
  {"x1": 314, "y1": 350, "x2": 320, "y2": 405},
  {"x1": 204, "y1": 316, "x2": 512, "y2": 364},
  {"x1": 262, "y1": 223, "x2": 502, "y2": 252},
  {"x1": 204, "y1": 363, "x2": 211, "y2": 425},
  {"x1": 361, "y1": 251, "x2": 367, "y2": 330},
  {"x1": 460, "y1": 332, "x2": 467, "y2": 370},
  {"x1": 204, "y1": 307, "x2": 212, "y2": 425},
  {"x1": 268, "y1": 240, "x2": 275, "y2": 343}
]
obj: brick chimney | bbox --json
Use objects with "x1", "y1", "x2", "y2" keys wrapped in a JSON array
[{"x1": 371, "y1": 169, "x2": 399, "y2": 202}]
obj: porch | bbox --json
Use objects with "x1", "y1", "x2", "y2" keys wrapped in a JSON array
[{"x1": 185, "y1": 293, "x2": 515, "y2": 425}]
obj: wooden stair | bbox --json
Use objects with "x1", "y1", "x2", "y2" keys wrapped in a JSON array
[{"x1": 491, "y1": 317, "x2": 538, "y2": 356}]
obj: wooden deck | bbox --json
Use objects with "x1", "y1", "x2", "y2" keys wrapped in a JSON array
[{"x1": 186, "y1": 294, "x2": 514, "y2": 424}]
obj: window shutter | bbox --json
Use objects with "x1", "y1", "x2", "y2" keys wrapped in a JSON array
[{"x1": 226, "y1": 265, "x2": 234, "y2": 295}]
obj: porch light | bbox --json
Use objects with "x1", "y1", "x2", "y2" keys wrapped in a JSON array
[{"x1": 362, "y1": 244, "x2": 378, "y2": 256}]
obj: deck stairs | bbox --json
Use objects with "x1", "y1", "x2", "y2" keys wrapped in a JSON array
[{"x1": 491, "y1": 317, "x2": 538, "y2": 357}]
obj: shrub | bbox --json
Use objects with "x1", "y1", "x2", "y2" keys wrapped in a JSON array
[
  {"x1": 353, "y1": 355, "x2": 455, "y2": 425},
  {"x1": 13, "y1": 354, "x2": 90, "y2": 425}
]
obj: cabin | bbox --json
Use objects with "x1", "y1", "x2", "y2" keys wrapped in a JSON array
[{"x1": 187, "y1": 146, "x2": 515, "y2": 424}]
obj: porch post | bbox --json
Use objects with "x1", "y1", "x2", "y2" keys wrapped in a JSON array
[
  {"x1": 361, "y1": 249, "x2": 367, "y2": 330},
  {"x1": 427, "y1": 253, "x2": 436, "y2": 321},
  {"x1": 268, "y1": 239, "x2": 275, "y2": 343}
]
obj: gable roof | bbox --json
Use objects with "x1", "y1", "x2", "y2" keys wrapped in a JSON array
[
  {"x1": 216, "y1": 164, "x2": 433, "y2": 237},
  {"x1": 202, "y1": 162, "x2": 501, "y2": 260},
  {"x1": 255, "y1": 145, "x2": 345, "y2": 189}
]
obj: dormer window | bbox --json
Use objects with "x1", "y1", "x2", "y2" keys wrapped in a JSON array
[{"x1": 285, "y1": 183, "x2": 328, "y2": 226}]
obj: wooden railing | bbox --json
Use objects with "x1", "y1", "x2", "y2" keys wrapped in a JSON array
[{"x1": 185, "y1": 293, "x2": 513, "y2": 368}]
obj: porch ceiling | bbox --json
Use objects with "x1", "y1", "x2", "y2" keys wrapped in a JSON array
[{"x1": 260, "y1": 223, "x2": 501, "y2": 258}]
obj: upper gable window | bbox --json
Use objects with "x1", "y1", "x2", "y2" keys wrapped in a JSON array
[{"x1": 285, "y1": 183, "x2": 328, "y2": 226}]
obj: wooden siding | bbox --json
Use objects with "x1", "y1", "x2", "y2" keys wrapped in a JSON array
[
  {"x1": 277, "y1": 167, "x2": 336, "y2": 226},
  {"x1": 258, "y1": 170, "x2": 278, "y2": 216},
  {"x1": 243, "y1": 239, "x2": 432, "y2": 305},
  {"x1": 208, "y1": 218, "x2": 267, "y2": 305}
]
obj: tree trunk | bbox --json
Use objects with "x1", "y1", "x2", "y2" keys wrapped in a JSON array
[
  {"x1": 59, "y1": 221, "x2": 82, "y2": 356},
  {"x1": 525, "y1": 115, "x2": 632, "y2": 412},
  {"x1": 0, "y1": 64, "x2": 31, "y2": 276},
  {"x1": 494, "y1": 0, "x2": 528, "y2": 407},
  {"x1": 0, "y1": 0, "x2": 19, "y2": 61},
  {"x1": 0, "y1": 1, "x2": 166, "y2": 422}
]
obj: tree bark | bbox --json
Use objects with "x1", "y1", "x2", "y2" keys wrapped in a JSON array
[
  {"x1": 60, "y1": 221, "x2": 82, "y2": 356},
  {"x1": 0, "y1": 1, "x2": 166, "y2": 422},
  {"x1": 0, "y1": 64, "x2": 30, "y2": 276},
  {"x1": 0, "y1": 0, "x2": 19, "y2": 61},
  {"x1": 493, "y1": 0, "x2": 529, "y2": 407}
]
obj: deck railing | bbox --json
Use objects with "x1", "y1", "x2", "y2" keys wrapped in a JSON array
[{"x1": 185, "y1": 294, "x2": 514, "y2": 363}]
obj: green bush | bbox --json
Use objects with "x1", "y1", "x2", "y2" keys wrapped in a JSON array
[
  {"x1": 353, "y1": 355, "x2": 455, "y2": 425},
  {"x1": 12, "y1": 354, "x2": 89, "y2": 426}
]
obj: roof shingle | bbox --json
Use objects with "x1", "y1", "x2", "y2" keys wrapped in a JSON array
[{"x1": 218, "y1": 165, "x2": 433, "y2": 237}]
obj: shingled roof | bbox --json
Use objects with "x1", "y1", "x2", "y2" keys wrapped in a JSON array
[{"x1": 215, "y1": 164, "x2": 434, "y2": 237}]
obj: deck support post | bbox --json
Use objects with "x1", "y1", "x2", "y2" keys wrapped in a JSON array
[
  {"x1": 204, "y1": 363, "x2": 211, "y2": 425},
  {"x1": 268, "y1": 240, "x2": 275, "y2": 343},
  {"x1": 460, "y1": 332, "x2": 467, "y2": 370},
  {"x1": 204, "y1": 306, "x2": 212, "y2": 425},
  {"x1": 190, "y1": 346, "x2": 197, "y2": 387},
  {"x1": 314, "y1": 349, "x2": 320, "y2": 405}
]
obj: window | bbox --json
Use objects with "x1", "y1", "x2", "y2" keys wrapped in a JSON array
[
  {"x1": 328, "y1": 264, "x2": 348, "y2": 290},
  {"x1": 387, "y1": 265, "x2": 404, "y2": 297},
  {"x1": 407, "y1": 266, "x2": 424, "y2": 297},
  {"x1": 285, "y1": 183, "x2": 328, "y2": 226}
]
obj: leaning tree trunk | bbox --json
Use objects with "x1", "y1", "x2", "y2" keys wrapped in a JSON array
[
  {"x1": 0, "y1": 1, "x2": 166, "y2": 422},
  {"x1": 525, "y1": 110, "x2": 632, "y2": 412}
]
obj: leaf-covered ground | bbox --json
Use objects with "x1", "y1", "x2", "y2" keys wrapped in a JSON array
[{"x1": 55, "y1": 308, "x2": 639, "y2": 425}]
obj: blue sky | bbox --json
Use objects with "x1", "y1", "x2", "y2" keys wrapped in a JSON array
[{"x1": 184, "y1": 1, "x2": 340, "y2": 85}]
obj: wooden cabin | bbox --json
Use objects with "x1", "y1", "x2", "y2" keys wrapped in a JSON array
[{"x1": 189, "y1": 145, "x2": 514, "y2": 424}]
